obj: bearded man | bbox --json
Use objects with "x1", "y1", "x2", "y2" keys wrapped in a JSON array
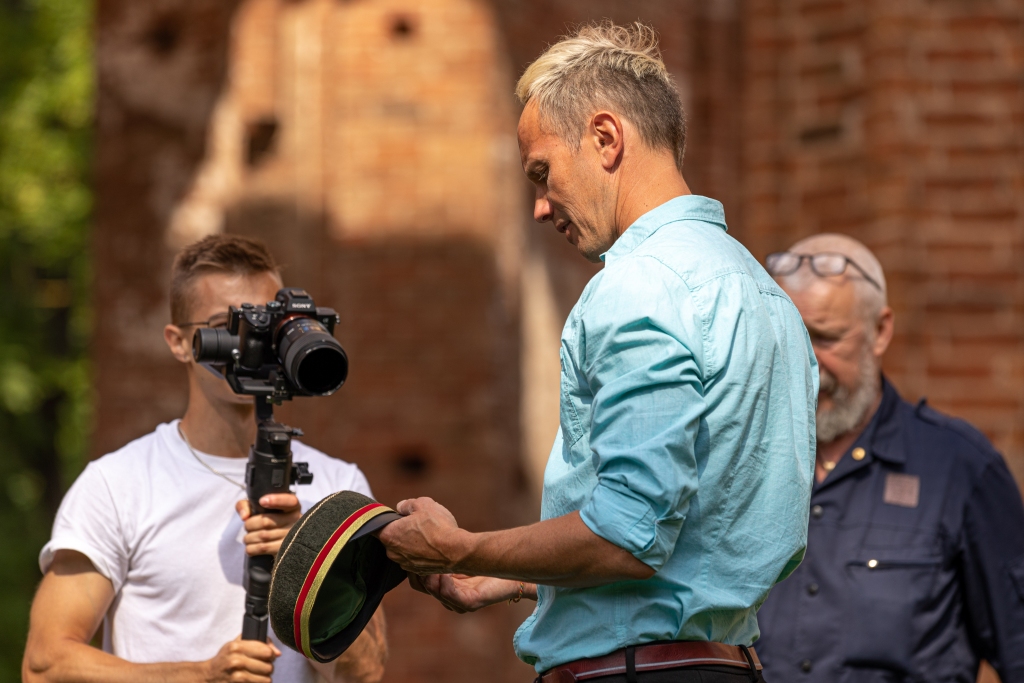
[{"x1": 757, "y1": 233, "x2": 1024, "y2": 683}]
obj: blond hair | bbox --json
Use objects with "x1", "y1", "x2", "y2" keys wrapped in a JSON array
[{"x1": 515, "y1": 22, "x2": 686, "y2": 171}]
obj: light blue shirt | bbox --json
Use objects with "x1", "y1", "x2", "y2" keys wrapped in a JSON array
[{"x1": 513, "y1": 195, "x2": 818, "y2": 672}]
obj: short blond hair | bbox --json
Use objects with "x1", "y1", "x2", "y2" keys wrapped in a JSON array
[{"x1": 516, "y1": 22, "x2": 686, "y2": 171}]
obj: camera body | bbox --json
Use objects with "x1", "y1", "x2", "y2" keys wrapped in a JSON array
[{"x1": 192, "y1": 287, "x2": 348, "y2": 400}]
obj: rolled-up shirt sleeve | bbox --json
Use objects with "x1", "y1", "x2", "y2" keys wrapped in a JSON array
[{"x1": 576, "y1": 257, "x2": 705, "y2": 571}]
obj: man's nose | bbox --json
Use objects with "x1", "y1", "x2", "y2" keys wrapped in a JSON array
[{"x1": 533, "y1": 192, "x2": 552, "y2": 223}]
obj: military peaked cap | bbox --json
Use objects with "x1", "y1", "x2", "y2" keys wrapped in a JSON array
[{"x1": 269, "y1": 491, "x2": 406, "y2": 662}]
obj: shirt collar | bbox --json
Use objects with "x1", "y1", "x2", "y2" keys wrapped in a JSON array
[
  {"x1": 867, "y1": 376, "x2": 906, "y2": 464},
  {"x1": 601, "y1": 195, "x2": 728, "y2": 264}
]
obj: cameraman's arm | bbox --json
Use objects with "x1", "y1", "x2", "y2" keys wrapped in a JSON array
[
  {"x1": 310, "y1": 608, "x2": 388, "y2": 683},
  {"x1": 23, "y1": 550, "x2": 278, "y2": 683}
]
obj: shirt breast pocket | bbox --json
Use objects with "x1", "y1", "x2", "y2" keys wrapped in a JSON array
[{"x1": 842, "y1": 554, "x2": 943, "y2": 676}]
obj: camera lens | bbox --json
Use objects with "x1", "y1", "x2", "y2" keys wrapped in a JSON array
[
  {"x1": 193, "y1": 328, "x2": 240, "y2": 363},
  {"x1": 276, "y1": 318, "x2": 348, "y2": 395}
]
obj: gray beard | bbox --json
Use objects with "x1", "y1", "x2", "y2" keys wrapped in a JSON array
[{"x1": 816, "y1": 358, "x2": 880, "y2": 443}]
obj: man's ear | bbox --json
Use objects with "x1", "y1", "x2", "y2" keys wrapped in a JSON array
[
  {"x1": 163, "y1": 324, "x2": 193, "y2": 364},
  {"x1": 873, "y1": 306, "x2": 895, "y2": 358},
  {"x1": 590, "y1": 111, "x2": 624, "y2": 171}
]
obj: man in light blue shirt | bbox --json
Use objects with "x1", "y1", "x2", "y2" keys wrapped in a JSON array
[{"x1": 379, "y1": 22, "x2": 816, "y2": 682}]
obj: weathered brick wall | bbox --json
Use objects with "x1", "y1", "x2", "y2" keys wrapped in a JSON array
[
  {"x1": 740, "y1": 0, "x2": 1024, "y2": 486},
  {"x1": 93, "y1": 0, "x2": 241, "y2": 448}
]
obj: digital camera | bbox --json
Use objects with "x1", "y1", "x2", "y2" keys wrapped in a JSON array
[{"x1": 191, "y1": 287, "x2": 348, "y2": 399}]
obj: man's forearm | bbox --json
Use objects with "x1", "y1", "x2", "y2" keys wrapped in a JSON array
[
  {"x1": 450, "y1": 512, "x2": 653, "y2": 587},
  {"x1": 380, "y1": 501, "x2": 655, "y2": 589},
  {"x1": 24, "y1": 641, "x2": 206, "y2": 683}
]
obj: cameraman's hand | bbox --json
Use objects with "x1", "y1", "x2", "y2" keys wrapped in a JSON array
[
  {"x1": 203, "y1": 636, "x2": 279, "y2": 683},
  {"x1": 236, "y1": 494, "x2": 302, "y2": 557}
]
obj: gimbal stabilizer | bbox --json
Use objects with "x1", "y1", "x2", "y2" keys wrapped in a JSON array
[
  {"x1": 241, "y1": 400, "x2": 313, "y2": 641},
  {"x1": 191, "y1": 288, "x2": 349, "y2": 641}
]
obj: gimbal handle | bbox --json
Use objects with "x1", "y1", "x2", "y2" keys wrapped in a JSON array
[{"x1": 241, "y1": 401, "x2": 313, "y2": 641}]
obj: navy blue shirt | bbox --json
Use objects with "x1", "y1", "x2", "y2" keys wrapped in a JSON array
[{"x1": 757, "y1": 378, "x2": 1024, "y2": 683}]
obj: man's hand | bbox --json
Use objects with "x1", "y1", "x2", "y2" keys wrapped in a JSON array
[
  {"x1": 202, "y1": 637, "x2": 279, "y2": 683},
  {"x1": 236, "y1": 493, "x2": 302, "y2": 557},
  {"x1": 409, "y1": 574, "x2": 534, "y2": 613},
  {"x1": 377, "y1": 497, "x2": 467, "y2": 574}
]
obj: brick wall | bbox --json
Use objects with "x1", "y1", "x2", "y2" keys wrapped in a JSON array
[{"x1": 740, "y1": 0, "x2": 1024, "y2": 486}]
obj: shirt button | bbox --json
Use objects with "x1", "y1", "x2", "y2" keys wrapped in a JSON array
[
  {"x1": 811, "y1": 505, "x2": 823, "y2": 519},
  {"x1": 852, "y1": 447, "x2": 866, "y2": 461},
  {"x1": 807, "y1": 583, "x2": 819, "y2": 595},
  {"x1": 801, "y1": 659, "x2": 812, "y2": 672}
]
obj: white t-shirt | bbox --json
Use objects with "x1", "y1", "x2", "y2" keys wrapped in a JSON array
[{"x1": 40, "y1": 420, "x2": 373, "y2": 683}]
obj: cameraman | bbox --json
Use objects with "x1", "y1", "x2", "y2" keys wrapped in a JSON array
[{"x1": 22, "y1": 235, "x2": 387, "y2": 683}]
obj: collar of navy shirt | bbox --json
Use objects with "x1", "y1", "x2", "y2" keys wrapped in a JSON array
[{"x1": 814, "y1": 376, "x2": 909, "y2": 493}]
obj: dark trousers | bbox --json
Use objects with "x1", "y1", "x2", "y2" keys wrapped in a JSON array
[{"x1": 589, "y1": 665, "x2": 767, "y2": 683}]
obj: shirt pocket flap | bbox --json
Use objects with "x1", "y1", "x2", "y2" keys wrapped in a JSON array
[{"x1": 842, "y1": 554, "x2": 943, "y2": 674}]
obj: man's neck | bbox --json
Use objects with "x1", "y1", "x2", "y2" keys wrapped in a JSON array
[
  {"x1": 178, "y1": 382, "x2": 257, "y2": 459},
  {"x1": 613, "y1": 155, "x2": 692, "y2": 238}
]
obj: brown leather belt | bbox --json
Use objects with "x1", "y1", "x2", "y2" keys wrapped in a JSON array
[{"x1": 536, "y1": 642, "x2": 762, "y2": 683}]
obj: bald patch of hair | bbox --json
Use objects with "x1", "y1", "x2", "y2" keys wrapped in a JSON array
[
  {"x1": 170, "y1": 234, "x2": 280, "y2": 325},
  {"x1": 515, "y1": 21, "x2": 687, "y2": 173},
  {"x1": 780, "y1": 233, "x2": 887, "y2": 324}
]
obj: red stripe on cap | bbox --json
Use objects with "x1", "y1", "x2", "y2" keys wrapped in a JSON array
[{"x1": 293, "y1": 502, "x2": 384, "y2": 655}]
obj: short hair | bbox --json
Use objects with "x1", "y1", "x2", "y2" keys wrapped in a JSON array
[
  {"x1": 170, "y1": 234, "x2": 280, "y2": 324},
  {"x1": 515, "y1": 21, "x2": 687, "y2": 172}
]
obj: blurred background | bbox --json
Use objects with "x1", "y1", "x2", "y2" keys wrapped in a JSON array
[{"x1": 0, "y1": 0, "x2": 1021, "y2": 681}]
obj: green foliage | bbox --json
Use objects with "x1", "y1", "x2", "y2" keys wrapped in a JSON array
[{"x1": 0, "y1": 0, "x2": 93, "y2": 677}]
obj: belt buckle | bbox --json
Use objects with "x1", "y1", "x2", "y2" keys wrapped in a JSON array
[{"x1": 538, "y1": 670, "x2": 578, "y2": 683}]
